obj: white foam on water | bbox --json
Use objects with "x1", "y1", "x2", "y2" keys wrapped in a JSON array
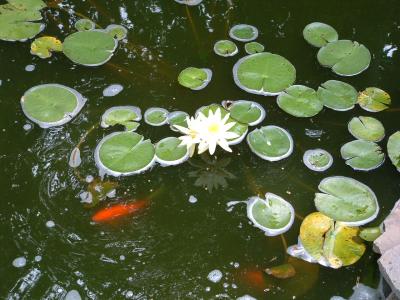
[
  {"x1": 46, "y1": 220, "x2": 55, "y2": 228},
  {"x1": 107, "y1": 189, "x2": 116, "y2": 198},
  {"x1": 23, "y1": 124, "x2": 32, "y2": 131},
  {"x1": 12, "y1": 256, "x2": 27, "y2": 268},
  {"x1": 34, "y1": 255, "x2": 42, "y2": 262},
  {"x1": 119, "y1": 255, "x2": 126, "y2": 261},
  {"x1": 103, "y1": 84, "x2": 124, "y2": 97},
  {"x1": 188, "y1": 195, "x2": 198, "y2": 203},
  {"x1": 65, "y1": 289, "x2": 82, "y2": 300},
  {"x1": 25, "y1": 64, "x2": 35, "y2": 72},
  {"x1": 85, "y1": 175, "x2": 94, "y2": 183},
  {"x1": 207, "y1": 269, "x2": 223, "y2": 283},
  {"x1": 80, "y1": 191, "x2": 93, "y2": 204}
]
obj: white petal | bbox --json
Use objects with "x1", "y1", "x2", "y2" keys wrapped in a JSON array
[
  {"x1": 223, "y1": 121, "x2": 236, "y2": 131},
  {"x1": 208, "y1": 140, "x2": 217, "y2": 155},
  {"x1": 174, "y1": 125, "x2": 191, "y2": 134},
  {"x1": 189, "y1": 144, "x2": 196, "y2": 157},
  {"x1": 218, "y1": 139, "x2": 233, "y2": 152},
  {"x1": 224, "y1": 131, "x2": 240, "y2": 139},
  {"x1": 198, "y1": 141, "x2": 209, "y2": 154},
  {"x1": 215, "y1": 108, "x2": 222, "y2": 120}
]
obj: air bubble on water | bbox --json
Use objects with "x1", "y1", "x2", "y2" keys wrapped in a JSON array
[
  {"x1": 223, "y1": 282, "x2": 229, "y2": 288},
  {"x1": 233, "y1": 262, "x2": 239, "y2": 268},
  {"x1": 188, "y1": 195, "x2": 198, "y2": 204},
  {"x1": 46, "y1": 220, "x2": 55, "y2": 228},
  {"x1": 23, "y1": 124, "x2": 32, "y2": 131},
  {"x1": 85, "y1": 175, "x2": 94, "y2": 183},
  {"x1": 205, "y1": 287, "x2": 211, "y2": 292},
  {"x1": 34, "y1": 255, "x2": 42, "y2": 262},
  {"x1": 120, "y1": 255, "x2": 125, "y2": 261},
  {"x1": 103, "y1": 84, "x2": 124, "y2": 97},
  {"x1": 65, "y1": 289, "x2": 82, "y2": 300},
  {"x1": 232, "y1": 283, "x2": 238, "y2": 289},
  {"x1": 207, "y1": 269, "x2": 223, "y2": 283},
  {"x1": 77, "y1": 279, "x2": 84, "y2": 286},
  {"x1": 80, "y1": 191, "x2": 93, "y2": 204},
  {"x1": 25, "y1": 64, "x2": 35, "y2": 72},
  {"x1": 126, "y1": 290, "x2": 134, "y2": 298},
  {"x1": 12, "y1": 256, "x2": 27, "y2": 268}
]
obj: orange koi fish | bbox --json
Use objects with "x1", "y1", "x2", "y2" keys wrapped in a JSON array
[
  {"x1": 236, "y1": 267, "x2": 267, "y2": 292},
  {"x1": 92, "y1": 199, "x2": 149, "y2": 222}
]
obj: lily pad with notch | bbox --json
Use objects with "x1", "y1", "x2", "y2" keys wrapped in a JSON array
[
  {"x1": 178, "y1": 67, "x2": 212, "y2": 90},
  {"x1": 105, "y1": 24, "x2": 128, "y2": 41},
  {"x1": 387, "y1": 131, "x2": 400, "y2": 172},
  {"x1": 30, "y1": 36, "x2": 63, "y2": 59},
  {"x1": 223, "y1": 100, "x2": 266, "y2": 126},
  {"x1": 340, "y1": 140, "x2": 385, "y2": 171},
  {"x1": 214, "y1": 40, "x2": 238, "y2": 57},
  {"x1": 348, "y1": 116, "x2": 385, "y2": 142},
  {"x1": 245, "y1": 42, "x2": 265, "y2": 54},
  {"x1": 358, "y1": 87, "x2": 391, "y2": 112},
  {"x1": 144, "y1": 107, "x2": 169, "y2": 126},
  {"x1": 75, "y1": 19, "x2": 95, "y2": 31},
  {"x1": 101, "y1": 106, "x2": 142, "y2": 131},
  {"x1": 277, "y1": 85, "x2": 323, "y2": 117},
  {"x1": 229, "y1": 24, "x2": 259, "y2": 42},
  {"x1": 303, "y1": 149, "x2": 333, "y2": 172},
  {"x1": 155, "y1": 137, "x2": 189, "y2": 166},
  {"x1": 303, "y1": 22, "x2": 338, "y2": 48},
  {"x1": 317, "y1": 80, "x2": 358, "y2": 111}
]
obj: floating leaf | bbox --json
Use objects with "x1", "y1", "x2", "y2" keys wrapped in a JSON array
[
  {"x1": 348, "y1": 116, "x2": 385, "y2": 142},
  {"x1": 224, "y1": 100, "x2": 266, "y2": 126},
  {"x1": 229, "y1": 24, "x2": 258, "y2": 42},
  {"x1": 30, "y1": 36, "x2": 62, "y2": 59},
  {"x1": 20, "y1": 84, "x2": 86, "y2": 128},
  {"x1": 303, "y1": 149, "x2": 333, "y2": 172},
  {"x1": 101, "y1": 106, "x2": 142, "y2": 131},
  {"x1": 245, "y1": 42, "x2": 265, "y2": 54},
  {"x1": 75, "y1": 19, "x2": 95, "y2": 31},
  {"x1": 317, "y1": 80, "x2": 358, "y2": 111},
  {"x1": 167, "y1": 111, "x2": 189, "y2": 131},
  {"x1": 387, "y1": 131, "x2": 400, "y2": 172},
  {"x1": 95, "y1": 131, "x2": 155, "y2": 176},
  {"x1": 359, "y1": 226, "x2": 382, "y2": 242},
  {"x1": 214, "y1": 40, "x2": 238, "y2": 57},
  {"x1": 233, "y1": 52, "x2": 296, "y2": 96},
  {"x1": 317, "y1": 40, "x2": 371, "y2": 76},
  {"x1": 358, "y1": 87, "x2": 391, "y2": 112},
  {"x1": 105, "y1": 24, "x2": 128, "y2": 41},
  {"x1": 178, "y1": 67, "x2": 212, "y2": 90},
  {"x1": 174, "y1": 0, "x2": 203, "y2": 5},
  {"x1": 302, "y1": 22, "x2": 338, "y2": 48},
  {"x1": 144, "y1": 107, "x2": 169, "y2": 126},
  {"x1": 247, "y1": 125, "x2": 294, "y2": 161},
  {"x1": 340, "y1": 140, "x2": 384, "y2": 171},
  {"x1": 155, "y1": 137, "x2": 189, "y2": 166},
  {"x1": 265, "y1": 263, "x2": 296, "y2": 279},
  {"x1": 277, "y1": 85, "x2": 323, "y2": 117},
  {"x1": 69, "y1": 147, "x2": 81, "y2": 168}
]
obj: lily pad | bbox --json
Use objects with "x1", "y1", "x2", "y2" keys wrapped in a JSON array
[
  {"x1": 359, "y1": 226, "x2": 382, "y2": 242},
  {"x1": 174, "y1": 0, "x2": 203, "y2": 5},
  {"x1": 30, "y1": 36, "x2": 63, "y2": 59},
  {"x1": 317, "y1": 80, "x2": 358, "y2": 111},
  {"x1": 277, "y1": 85, "x2": 323, "y2": 117},
  {"x1": 314, "y1": 176, "x2": 379, "y2": 226},
  {"x1": 247, "y1": 193, "x2": 295, "y2": 236},
  {"x1": 245, "y1": 42, "x2": 265, "y2": 54},
  {"x1": 63, "y1": 30, "x2": 118, "y2": 66},
  {"x1": 94, "y1": 131, "x2": 156, "y2": 176},
  {"x1": 229, "y1": 24, "x2": 258, "y2": 42},
  {"x1": 358, "y1": 87, "x2": 391, "y2": 112},
  {"x1": 21, "y1": 84, "x2": 86, "y2": 128},
  {"x1": 348, "y1": 116, "x2": 385, "y2": 142},
  {"x1": 340, "y1": 140, "x2": 385, "y2": 171},
  {"x1": 144, "y1": 107, "x2": 169, "y2": 126},
  {"x1": 233, "y1": 52, "x2": 296, "y2": 96},
  {"x1": 101, "y1": 106, "x2": 142, "y2": 131},
  {"x1": 155, "y1": 137, "x2": 189, "y2": 166},
  {"x1": 214, "y1": 40, "x2": 238, "y2": 57},
  {"x1": 223, "y1": 100, "x2": 266, "y2": 126},
  {"x1": 265, "y1": 263, "x2": 296, "y2": 279},
  {"x1": 303, "y1": 22, "x2": 338, "y2": 48},
  {"x1": 105, "y1": 24, "x2": 128, "y2": 41},
  {"x1": 167, "y1": 111, "x2": 189, "y2": 131},
  {"x1": 317, "y1": 40, "x2": 371, "y2": 76},
  {"x1": 303, "y1": 149, "x2": 333, "y2": 172},
  {"x1": 178, "y1": 67, "x2": 212, "y2": 90},
  {"x1": 387, "y1": 131, "x2": 400, "y2": 172},
  {"x1": 0, "y1": 0, "x2": 46, "y2": 42},
  {"x1": 247, "y1": 125, "x2": 294, "y2": 161},
  {"x1": 75, "y1": 19, "x2": 95, "y2": 31}
]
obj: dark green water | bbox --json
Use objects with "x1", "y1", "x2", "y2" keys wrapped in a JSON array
[{"x1": 0, "y1": 0, "x2": 399, "y2": 299}]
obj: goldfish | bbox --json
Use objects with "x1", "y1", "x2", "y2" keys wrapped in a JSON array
[{"x1": 91, "y1": 199, "x2": 148, "y2": 222}]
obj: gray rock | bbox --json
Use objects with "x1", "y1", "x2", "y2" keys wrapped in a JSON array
[
  {"x1": 378, "y1": 244, "x2": 400, "y2": 298},
  {"x1": 374, "y1": 200, "x2": 400, "y2": 255}
]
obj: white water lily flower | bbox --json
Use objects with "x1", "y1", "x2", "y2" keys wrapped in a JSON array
[{"x1": 174, "y1": 116, "x2": 203, "y2": 157}]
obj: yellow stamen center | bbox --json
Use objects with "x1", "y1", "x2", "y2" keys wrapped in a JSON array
[{"x1": 208, "y1": 123, "x2": 220, "y2": 134}]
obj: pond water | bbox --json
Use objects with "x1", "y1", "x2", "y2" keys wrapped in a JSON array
[{"x1": 0, "y1": 0, "x2": 399, "y2": 299}]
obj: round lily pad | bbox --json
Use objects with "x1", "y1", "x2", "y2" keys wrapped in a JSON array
[
  {"x1": 174, "y1": 0, "x2": 203, "y2": 5},
  {"x1": 247, "y1": 125, "x2": 294, "y2": 161},
  {"x1": 348, "y1": 116, "x2": 385, "y2": 142},
  {"x1": 358, "y1": 87, "x2": 391, "y2": 112},
  {"x1": 30, "y1": 36, "x2": 63, "y2": 59},
  {"x1": 155, "y1": 137, "x2": 189, "y2": 166},
  {"x1": 224, "y1": 100, "x2": 266, "y2": 126},
  {"x1": 167, "y1": 111, "x2": 189, "y2": 131},
  {"x1": 303, "y1": 149, "x2": 333, "y2": 172},
  {"x1": 105, "y1": 24, "x2": 128, "y2": 41},
  {"x1": 75, "y1": 19, "x2": 95, "y2": 31},
  {"x1": 317, "y1": 40, "x2": 371, "y2": 76},
  {"x1": 317, "y1": 80, "x2": 358, "y2": 111},
  {"x1": 245, "y1": 42, "x2": 265, "y2": 54},
  {"x1": 229, "y1": 24, "x2": 258, "y2": 42},
  {"x1": 63, "y1": 30, "x2": 118, "y2": 66},
  {"x1": 340, "y1": 140, "x2": 385, "y2": 171},
  {"x1": 387, "y1": 131, "x2": 400, "y2": 172},
  {"x1": 303, "y1": 22, "x2": 338, "y2": 48},
  {"x1": 178, "y1": 67, "x2": 212, "y2": 90},
  {"x1": 277, "y1": 85, "x2": 323, "y2": 117},
  {"x1": 94, "y1": 131, "x2": 156, "y2": 176},
  {"x1": 21, "y1": 84, "x2": 86, "y2": 128},
  {"x1": 233, "y1": 52, "x2": 296, "y2": 96},
  {"x1": 247, "y1": 193, "x2": 295, "y2": 236},
  {"x1": 214, "y1": 40, "x2": 238, "y2": 57},
  {"x1": 144, "y1": 107, "x2": 169, "y2": 126},
  {"x1": 314, "y1": 176, "x2": 379, "y2": 226},
  {"x1": 101, "y1": 106, "x2": 142, "y2": 131}
]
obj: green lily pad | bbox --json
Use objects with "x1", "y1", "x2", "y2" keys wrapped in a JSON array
[
  {"x1": 214, "y1": 40, "x2": 238, "y2": 57},
  {"x1": 174, "y1": 0, "x2": 203, "y2": 5},
  {"x1": 277, "y1": 85, "x2": 323, "y2": 117},
  {"x1": 247, "y1": 193, "x2": 295, "y2": 236},
  {"x1": 144, "y1": 107, "x2": 169, "y2": 126},
  {"x1": 348, "y1": 116, "x2": 385, "y2": 142},
  {"x1": 75, "y1": 19, "x2": 95, "y2": 31},
  {"x1": 178, "y1": 67, "x2": 212, "y2": 90},
  {"x1": 314, "y1": 176, "x2": 379, "y2": 226},
  {"x1": 303, "y1": 22, "x2": 338, "y2": 48},
  {"x1": 0, "y1": 0, "x2": 46, "y2": 42},
  {"x1": 387, "y1": 131, "x2": 400, "y2": 172},
  {"x1": 167, "y1": 111, "x2": 189, "y2": 131},
  {"x1": 155, "y1": 137, "x2": 189, "y2": 166},
  {"x1": 247, "y1": 125, "x2": 294, "y2": 161},
  {"x1": 101, "y1": 106, "x2": 142, "y2": 131},
  {"x1": 95, "y1": 131, "x2": 156, "y2": 176},
  {"x1": 303, "y1": 149, "x2": 333, "y2": 172},
  {"x1": 317, "y1": 40, "x2": 371, "y2": 76},
  {"x1": 245, "y1": 42, "x2": 265, "y2": 54},
  {"x1": 229, "y1": 24, "x2": 258, "y2": 42},
  {"x1": 20, "y1": 84, "x2": 86, "y2": 128},
  {"x1": 359, "y1": 226, "x2": 382, "y2": 242},
  {"x1": 223, "y1": 100, "x2": 266, "y2": 126},
  {"x1": 30, "y1": 36, "x2": 63, "y2": 59},
  {"x1": 358, "y1": 87, "x2": 391, "y2": 112},
  {"x1": 233, "y1": 52, "x2": 296, "y2": 96},
  {"x1": 63, "y1": 30, "x2": 118, "y2": 66},
  {"x1": 317, "y1": 80, "x2": 358, "y2": 111},
  {"x1": 105, "y1": 24, "x2": 128, "y2": 41},
  {"x1": 340, "y1": 140, "x2": 385, "y2": 171}
]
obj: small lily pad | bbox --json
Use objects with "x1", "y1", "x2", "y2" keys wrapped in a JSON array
[
  {"x1": 245, "y1": 42, "x2": 265, "y2": 55},
  {"x1": 348, "y1": 116, "x2": 385, "y2": 142},
  {"x1": 30, "y1": 36, "x2": 63, "y2": 59},
  {"x1": 105, "y1": 24, "x2": 128, "y2": 41},
  {"x1": 358, "y1": 87, "x2": 391, "y2": 112},
  {"x1": 224, "y1": 100, "x2": 266, "y2": 126},
  {"x1": 174, "y1": 0, "x2": 203, "y2": 5},
  {"x1": 317, "y1": 80, "x2": 358, "y2": 111},
  {"x1": 229, "y1": 24, "x2": 258, "y2": 42},
  {"x1": 214, "y1": 40, "x2": 238, "y2": 57},
  {"x1": 21, "y1": 84, "x2": 86, "y2": 128},
  {"x1": 144, "y1": 107, "x2": 169, "y2": 126},
  {"x1": 277, "y1": 85, "x2": 323, "y2": 117},
  {"x1": 247, "y1": 125, "x2": 294, "y2": 161},
  {"x1": 155, "y1": 137, "x2": 189, "y2": 166},
  {"x1": 387, "y1": 131, "x2": 400, "y2": 172},
  {"x1": 359, "y1": 226, "x2": 382, "y2": 242},
  {"x1": 167, "y1": 111, "x2": 189, "y2": 131},
  {"x1": 303, "y1": 149, "x2": 333, "y2": 172},
  {"x1": 303, "y1": 22, "x2": 338, "y2": 48},
  {"x1": 101, "y1": 106, "x2": 142, "y2": 131},
  {"x1": 178, "y1": 67, "x2": 212, "y2": 90},
  {"x1": 340, "y1": 140, "x2": 385, "y2": 171},
  {"x1": 75, "y1": 19, "x2": 95, "y2": 31}
]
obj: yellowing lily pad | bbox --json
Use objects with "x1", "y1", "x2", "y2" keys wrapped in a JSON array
[
  {"x1": 358, "y1": 87, "x2": 391, "y2": 112},
  {"x1": 30, "y1": 36, "x2": 62, "y2": 59},
  {"x1": 303, "y1": 22, "x2": 338, "y2": 48}
]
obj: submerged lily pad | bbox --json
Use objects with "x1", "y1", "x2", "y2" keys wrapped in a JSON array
[
  {"x1": 265, "y1": 263, "x2": 296, "y2": 279},
  {"x1": 340, "y1": 140, "x2": 385, "y2": 171},
  {"x1": 224, "y1": 100, "x2": 266, "y2": 126},
  {"x1": 30, "y1": 36, "x2": 63, "y2": 59},
  {"x1": 144, "y1": 107, "x2": 169, "y2": 126},
  {"x1": 303, "y1": 149, "x2": 333, "y2": 172},
  {"x1": 317, "y1": 40, "x2": 371, "y2": 76},
  {"x1": 387, "y1": 131, "x2": 400, "y2": 172},
  {"x1": 75, "y1": 19, "x2": 95, "y2": 31},
  {"x1": 214, "y1": 40, "x2": 238, "y2": 57},
  {"x1": 303, "y1": 22, "x2": 338, "y2": 48},
  {"x1": 247, "y1": 125, "x2": 293, "y2": 161},
  {"x1": 358, "y1": 87, "x2": 391, "y2": 112},
  {"x1": 317, "y1": 80, "x2": 358, "y2": 111},
  {"x1": 167, "y1": 111, "x2": 189, "y2": 131},
  {"x1": 314, "y1": 176, "x2": 379, "y2": 226},
  {"x1": 63, "y1": 30, "x2": 118, "y2": 66},
  {"x1": 348, "y1": 116, "x2": 385, "y2": 142},
  {"x1": 277, "y1": 85, "x2": 323, "y2": 117},
  {"x1": 101, "y1": 106, "x2": 142, "y2": 131},
  {"x1": 21, "y1": 84, "x2": 86, "y2": 128},
  {"x1": 105, "y1": 24, "x2": 128, "y2": 41},
  {"x1": 95, "y1": 131, "x2": 155, "y2": 176},
  {"x1": 245, "y1": 42, "x2": 265, "y2": 54},
  {"x1": 178, "y1": 67, "x2": 212, "y2": 90},
  {"x1": 155, "y1": 137, "x2": 189, "y2": 166},
  {"x1": 247, "y1": 193, "x2": 295, "y2": 236},
  {"x1": 233, "y1": 52, "x2": 296, "y2": 96},
  {"x1": 229, "y1": 24, "x2": 258, "y2": 42}
]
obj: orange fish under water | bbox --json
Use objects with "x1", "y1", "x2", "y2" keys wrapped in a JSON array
[
  {"x1": 92, "y1": 199, "x2": 148, "y2": 222},
  {"x1": 236, "y1": 268, "x2": 267, "y2": 292}
]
